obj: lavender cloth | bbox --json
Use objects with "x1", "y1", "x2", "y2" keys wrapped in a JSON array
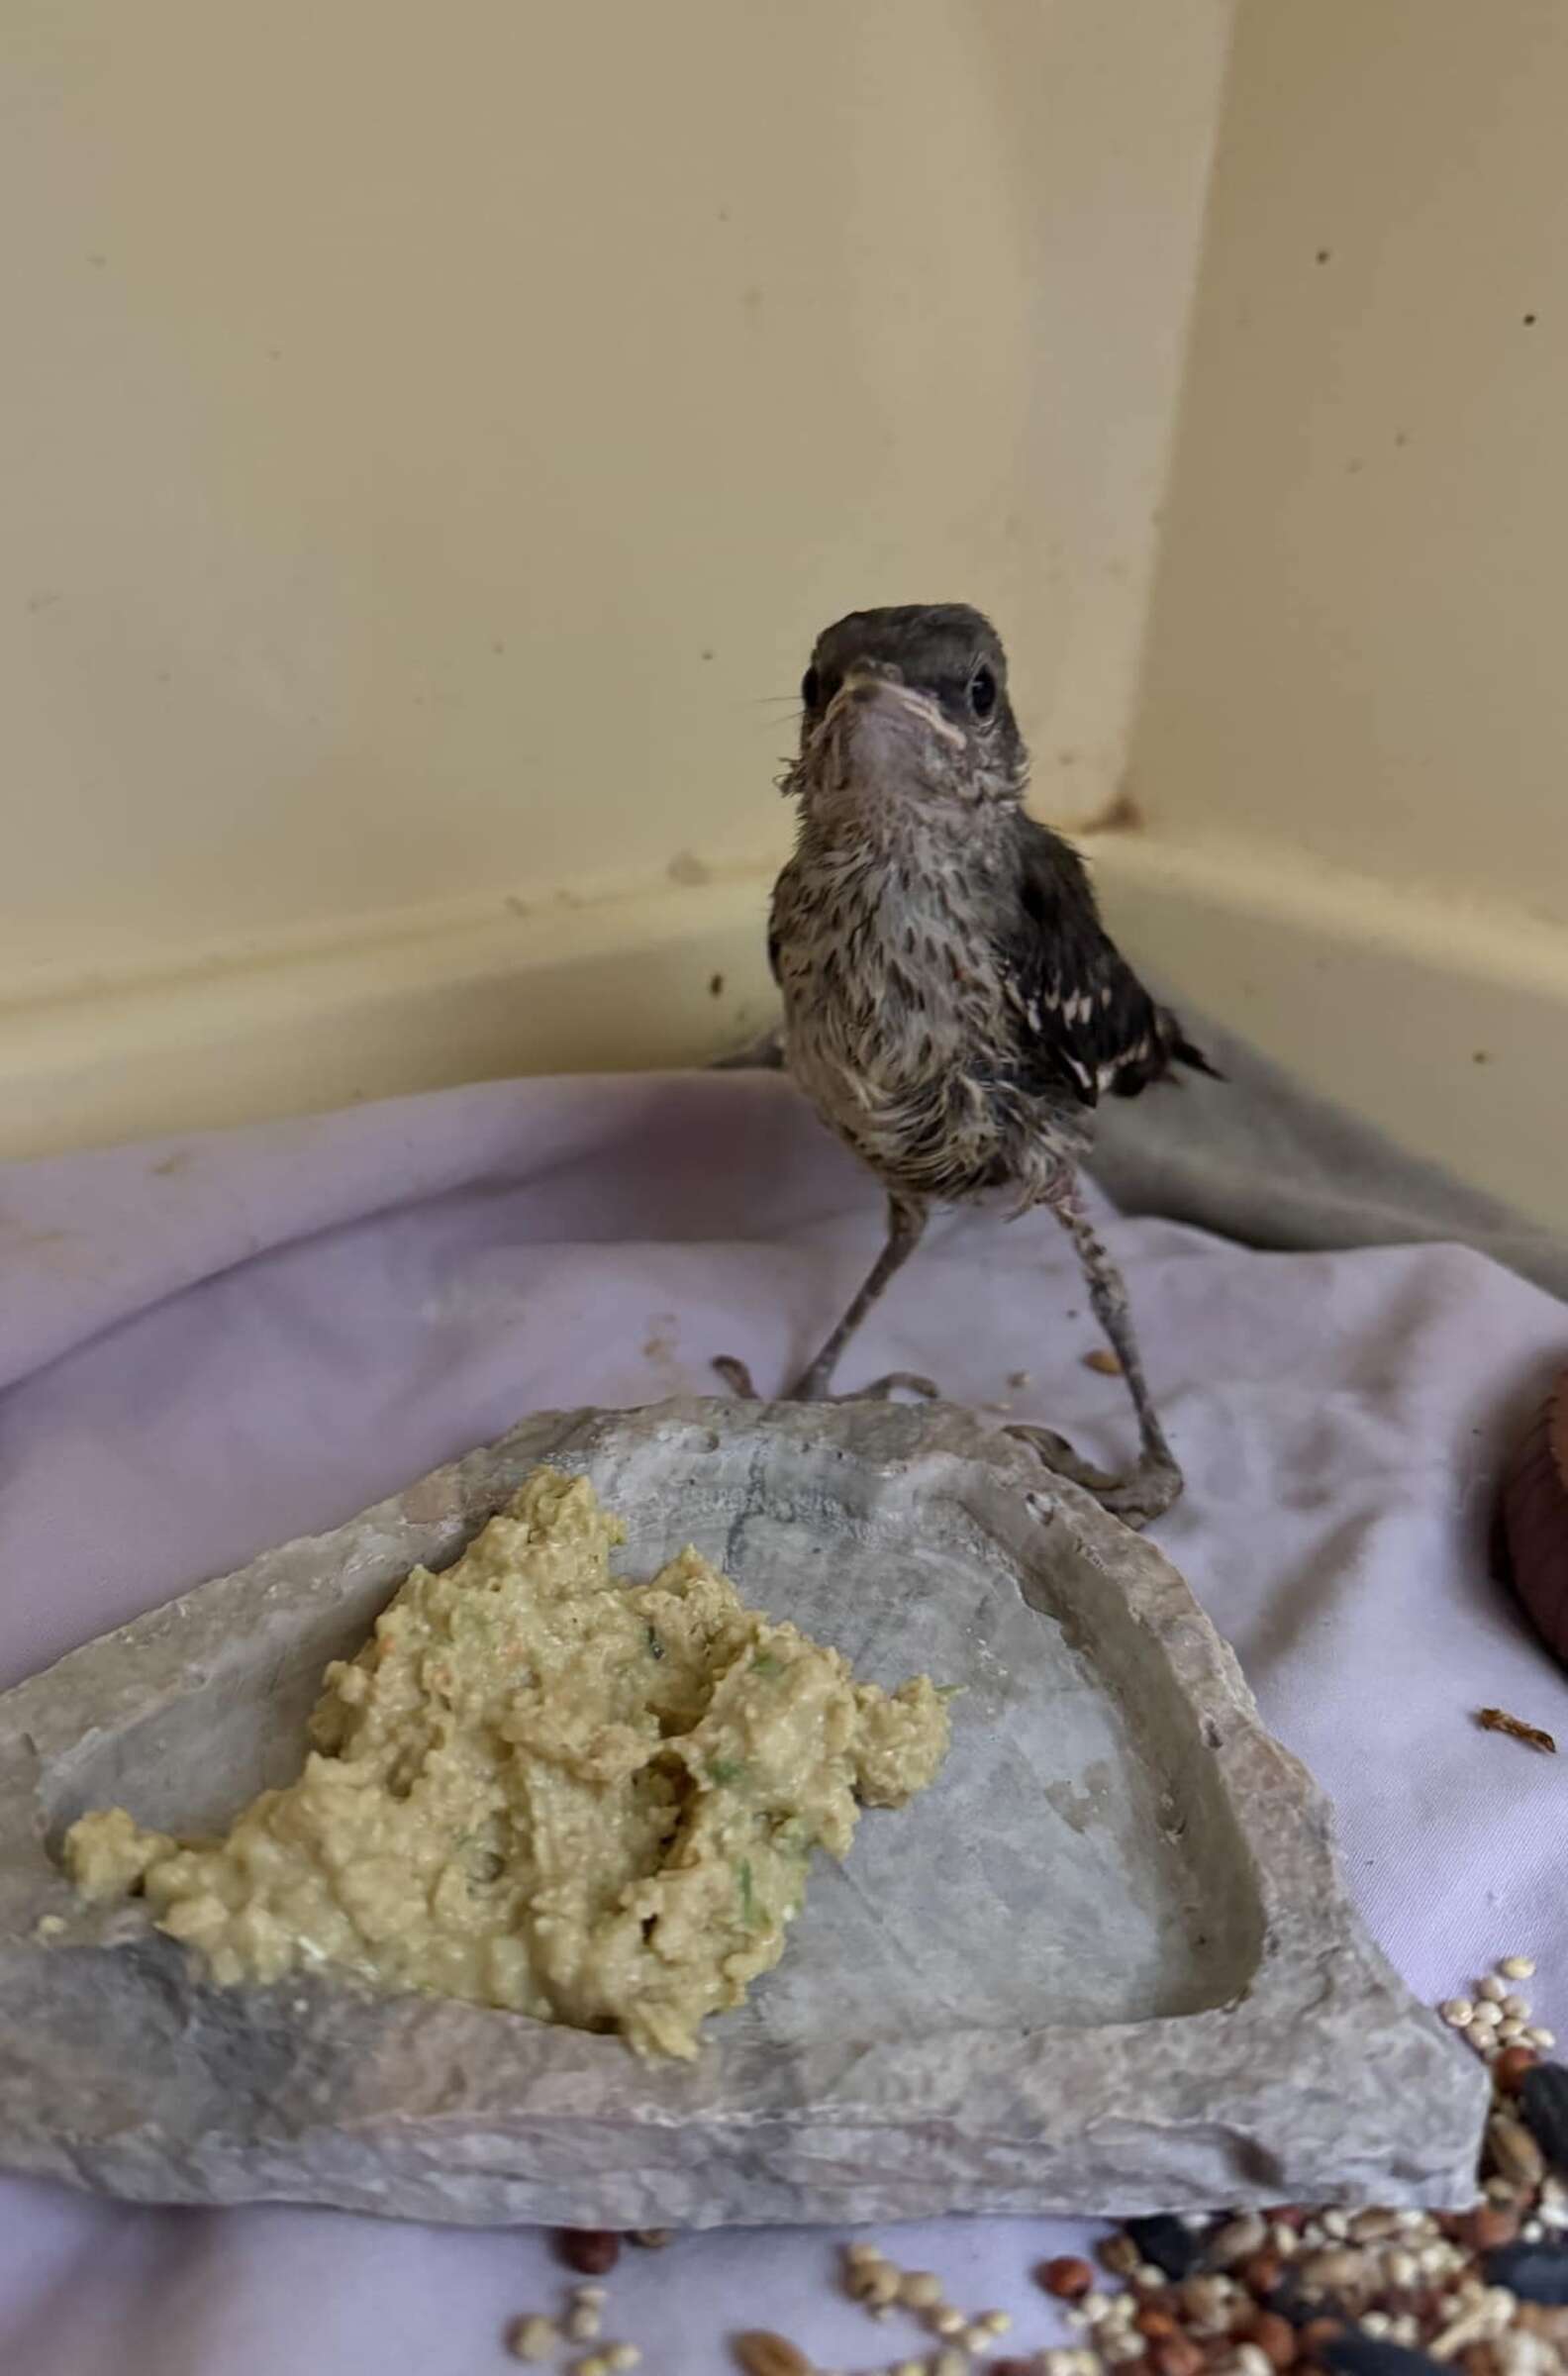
[{"x1": 0, "y1": 1068, "x2": 1565, "y2": 2376}]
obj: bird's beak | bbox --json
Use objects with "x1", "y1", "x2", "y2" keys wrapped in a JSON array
[{"x1": 826, "y1": 671, "x2": 966, "y2": 748}]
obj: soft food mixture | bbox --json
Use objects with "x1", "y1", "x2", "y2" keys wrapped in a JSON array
[{"x1": 64, "y1": 1467, "x2": 951, "y2": 2058}]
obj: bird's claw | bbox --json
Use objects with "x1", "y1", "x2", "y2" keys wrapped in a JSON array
[
  {"x1": 1003, "y1": 1424, "x2": 1183, "y2": 1531},
  {"x1": 711, "y1": 1357, "x2": 939, "y2": 1406}
]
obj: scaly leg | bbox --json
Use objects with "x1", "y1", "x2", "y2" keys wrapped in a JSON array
[
  {"x1": 1007, "y1": 1185, "x2": 1182, "y2": 1528},
  {"x1": 714, "y1": 1191, "x2": 937, "y2": 1403}
]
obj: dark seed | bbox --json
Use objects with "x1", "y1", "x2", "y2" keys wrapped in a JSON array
[
  {"x1": 1127, "y1": 2216, "x2": 1207, "y2": 2279},
  {"x1": 1482, "y1": 2240, "x2": 1568, "y2": 2304},
  {"x1": 553, "y1": 2228, "x2": 622, "y2": 2276},
  {"x1": 1519, "y1": 2062, "x2": 1568, "y2": 2169},
  {"x1": 1320, "y1": 2335, "x2": 1447, "y2": 2376}
]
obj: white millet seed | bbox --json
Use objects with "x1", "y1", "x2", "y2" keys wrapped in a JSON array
[
  {"x1": 603, "y1": 2352, "x2": 640, "y2": 2376},
  {"x1": 1105, "y1": 2338, "x2": 1145, "y2": 2367},
  {"x1": 1133, "y1": 2264, "x2": 1167, "y2": 2291},
  {"x1": 1387, "y1": 2249, "x2": 1421, "y2": 2289},
  {"x1": 1042, "y1": 2356, "x2": 1079, "y2": 2376},
  {"x1": 1064, "y1": 2310, "x2": 1090, "y2": 2333},
  {"x1": 1505, "y1": 1995, "x2": 1532, "y2": 2020},
  {"x1": 1530, "y1": 2028, "x2": 1557, "y2": 2049},
  {"x1": 1391, "y1": 2319, "x2": 1421, "y2": 2347},
  {"x1": 1231, "y1": 2346, "x2": 1275, "y2": 2376},
  {"x1": 980, "y1": 2312, "x2": 1013, "y2": 2336},
  {"x1": 573, "y1": 2357, "x2": 610, "y2": 2376},
  {"x1": 1498, "y1": 2020, "x2": 1524, "y2": 2043},
  {"x1": 900, "y1": 2273, "x2": 944, "y2": 2311},
  {"x1": 1441, "y1": 1999, "x2": 1476, "y2": 2028},
  {"x1": 934, "y1": 2352, "x2": 969, "y2": 2376},
  {"x1": 1471, "y1": 2001, "x2": 1504, "y2": 2029},
  {"x1": 962, "y1": 2326, "x2": 997, "y2": 2354},
  {"x1": 933, "y1": 2308, "x2": 967, "y2": 2338},
  {"x1": 1362, "y1": 2314, "x2": 1392, "y2": 2338},
  {"x1": 508, "y1": 2317, "x2": 559, "y2": 2365},
  {"x1": 893, "y1": 2362, "x2": 926, "y2": 2376},
  {"x1": 572, "y1": 2285, "x2": 608, "y2": 2306},
  {"x1": 1522, "y1": 2220, "x2": 1545, "y2": 2243},
  {"x1": 1269, "y1": 2223, "x2": 1301, "y2": 2258},
  {"x1": 845, "y1": 2241, "x2": 885, "y2": 2267},
  {"x1": 1502, "y1": 1957, "x2": 1537, "y2": 1980},
  {"x1": 1478, "y1": 1977, "x2": 1508, "y2": 2004},
  {"x1": 1322, "y1": 2211, "x2": 1351, "y2": 2240},
  {"x1": 565, "y1": 2307, "x2": 604, "y2": 2343}
]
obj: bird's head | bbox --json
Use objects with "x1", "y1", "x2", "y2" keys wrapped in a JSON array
[{"x1": 784, "y1": 604, "x2": 1027, "y2": 821}]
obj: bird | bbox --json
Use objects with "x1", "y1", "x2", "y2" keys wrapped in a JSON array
[{"x1": 713, "y1": 602, "x2": 1220, "y2": 1527}]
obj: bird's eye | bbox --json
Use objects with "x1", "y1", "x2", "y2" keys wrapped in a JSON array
[
  {"x1": 969, "y1": 663, "x2": 998, "y2": 721},
  {"x1": 801, "y1": 666, "x2": 821, "y2": 711}
]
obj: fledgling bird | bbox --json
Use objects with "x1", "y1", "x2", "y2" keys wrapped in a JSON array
[{"x1": 714, "y1": 603, "x2": 1220, "y2": 1526}]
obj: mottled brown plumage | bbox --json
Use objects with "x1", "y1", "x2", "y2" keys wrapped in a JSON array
[{"x1": 716, "y1": 604, "x2": 1218, "y2": 1525}]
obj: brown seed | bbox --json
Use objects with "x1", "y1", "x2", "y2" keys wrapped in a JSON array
[
  {"x1": 1245, "y1": 2311, "x2": 1299, "y2": 2369},
  {"x1": 554, "y1": 2230, "x2": 622, "y2": 2277},
  {"x1": 733, "y1": 2333, "x2": 811, "y2": 2376},
  {"x1": 1348, "y1": 2210, "x2": 1401, "y2": 2242},
  {"x1": 1461, "y1": 2203, "x2": 1521, "y2": 2251},
  {"x1": 1299, "y1": 2323, "x2": 1345, "y2": 2357},
  {"x1": 1102, "y1": 2235, "x2": 1146, "y2": 2277},
  {"x1": 630, "y1": 2228, "x2": 674, "y2": 2248},
  {"x1": 1299, "y1": 2248, "x2": 1362, "y2": 2292},
  {"x1": 1238, "y1": 2252, "x2": 1283, "y2": 2294},
  {"x1": 1154, "y1": 2338, "x2": 1207, "y2": 2376},
  {"x1": 1041, "y1": 2256, "x2": 1097, "y2": 2299},
  {"x1": 1085, "y1": 1348, "x2": 1124, "y2": 1375},
  {"x1": 1179, "y1": 2275, "x2": 1233, "y2": 2329},
  {"x1": 1495, "y1": 2046, "x2": 1539, "y2": 2093},
  {"x1": 992, "y1": 2363, "x2": 1038, "y2": 2376},
  {"x1": 1136, "y1": 2309, "x2": 1179, "y2": 2340},
  {"x1": 1488, "y1": 2112, "x2": 1545, "y2": 2187}
]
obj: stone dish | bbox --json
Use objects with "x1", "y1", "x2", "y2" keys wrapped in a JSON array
[{"x1": 0, "y1": 1398, "x2": 1486, "y2": 2226}]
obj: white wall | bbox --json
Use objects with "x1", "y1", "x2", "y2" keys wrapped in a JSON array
[
  {"x1": 1110, "y1": 0, "x2": 1568, "y2": 1226},
  {"x1": 1, "y1": 0, "x2": 1234, "y2": 1154}
]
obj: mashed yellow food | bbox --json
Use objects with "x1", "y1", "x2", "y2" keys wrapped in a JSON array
[{"x1": 64, "y1": 1467, "x2": 950, "y2": 2059}]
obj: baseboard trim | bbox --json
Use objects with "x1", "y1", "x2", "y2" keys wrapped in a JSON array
[{"x1": 3, "y1": 835, "x2": 1562, "y2": 1235}]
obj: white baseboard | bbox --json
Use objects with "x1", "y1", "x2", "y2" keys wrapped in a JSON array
[{"x1": 3, "y1": 836, "x2": 1562, "y2": 1240}]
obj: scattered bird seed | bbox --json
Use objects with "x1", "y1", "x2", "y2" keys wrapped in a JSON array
[
  {"x1": 565, "y1": 2304, "x2": 604, "y2": 2342},
  {"x1": 1042, "y1": 2258, "x2": 1097, "y2": 2300},
  {"x1": 603, "y1": 2351, "x2": 640, "y2": 2375},
  {"x1": 1477, "y1": 1706, "x2": 1557, "y2": 1753},
  {"x1": 900, "y1": 2271, "x2": 944, "y2": 2310},
  {"x1": 1480, "y1": 1978, "x2": 1510, "y2": 2004},
  {"x1": 555, "y1": 2230, "x2": 622, "y2": 2277},
  {"x1": 1440, "y1": 2000, "x2": 1475, "y2": 2029},
  {"x1": 1504, "y1": 1958, "x2": 1538, "y2": 1981},
  {"x1": 508, "y1": 2316, "x2": 559, "y2": 2364},
  {"x1": 732, "y1": 2333, "x2": 811, "y2": 2376}
]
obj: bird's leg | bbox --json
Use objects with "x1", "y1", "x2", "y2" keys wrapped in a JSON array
[
  {"x1": 1006, "y1": 1185, "x2": 1183, "y2": 1529},
  {"x1": 714, "y1": 1192, "x2": 937, "y2": 1404}
]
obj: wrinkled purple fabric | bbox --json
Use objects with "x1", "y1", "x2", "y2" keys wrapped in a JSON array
[{"x1": 0, "y1": 1071, "x2": 1564, "y2": 2376}]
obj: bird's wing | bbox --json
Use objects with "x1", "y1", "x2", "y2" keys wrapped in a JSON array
[{"x1": 1004, "y1": 818, "x2": 1218, "y2": 1107}]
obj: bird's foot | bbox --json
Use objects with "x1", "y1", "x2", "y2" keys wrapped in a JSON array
[
  {"x1": 712, "y1": 1356, "x2": 939, "y2": 1405},
  {"x1": 1004, "y1": 1424, "x2": 1183, "y2": 1531}
]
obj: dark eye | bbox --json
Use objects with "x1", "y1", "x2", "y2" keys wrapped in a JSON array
[
  {"x1": 801, "y1": 666, "x2": 821, "y2": 710},
  {"x1": 969, "y1": 663, "x2": 997, "y2": 721}
]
